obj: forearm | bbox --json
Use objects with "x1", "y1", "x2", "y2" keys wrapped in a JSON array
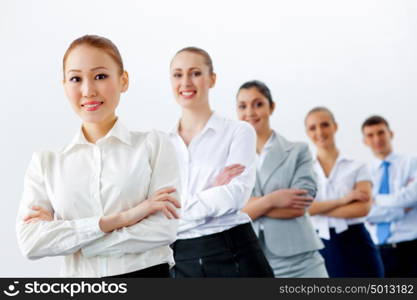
[
  {"x1": 183, "y1": 176, "x2": 254, "y2": 221},
  {"x1": 243, "y1": 197, "x2": 305, "y2": 220},
  {"x1": 324, "y1": 201, "x2": 371, "y2": 218},
  {"x1": 82, "y1": 213, "x2": 179, "y2": 257},
  {"x1": 308, "y1": 199, "x2": 343, "y2": 216},
  {"x1": 367, "y1": 205, "x2": 406, "y2": 223},
  {"x1": 17, "y1": 216, "x2": 105, "y2": 260},
  {"x1": 99, "y1": 201, "x2": 151, "y2": 233},
  {"x1": 265, "y1": 208, "x2": 305, "y2": 219},
  {"x1": 242, "y1": 197, "x2": 271, "y2": 221}
]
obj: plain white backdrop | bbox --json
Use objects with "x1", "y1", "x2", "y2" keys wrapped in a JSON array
[{"x1": 1, "y1": 0, "x2": 416, "y2": 276}]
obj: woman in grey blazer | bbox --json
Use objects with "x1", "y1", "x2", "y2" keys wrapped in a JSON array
[{"x1": 234, "y1": 80, "x2": 328, "y2": 278}]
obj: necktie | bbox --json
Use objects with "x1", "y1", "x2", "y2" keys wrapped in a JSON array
[{"x1": 376, "y1": 161, "x2": 391, "y2": 244}]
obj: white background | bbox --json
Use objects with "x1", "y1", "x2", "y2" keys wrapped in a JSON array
[{"x1": 1, "y1": 0, "x2": 416, "y2": 277}]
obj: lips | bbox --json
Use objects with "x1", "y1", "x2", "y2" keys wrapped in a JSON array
[
  {"x1": 180, "y1": 90, "x2": 196, "y2": 99},
  {"x1": 247, "y1": 118, "x2": 260, "y2": 125},
  {"x1": 81, "y1": 101, "x2": 104, "y2": 111}
]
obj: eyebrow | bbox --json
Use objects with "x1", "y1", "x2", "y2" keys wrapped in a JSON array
[
  {"x1": 172, "y1": 67, "x2": 201, "y2": 71},
  {"x1": 240, "y1": 97, "x2": 264, "y2": 104},
  {"x1": 67, "y1": 66, "x2": 109, "y2": 73}
]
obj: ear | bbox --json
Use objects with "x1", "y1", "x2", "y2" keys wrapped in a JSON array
[
  {"x1": 390, "y1": 130, "x2": 394, "y2": 140},
  {"x1": 270, "y1": 101, "x2": 275, "y2": 115},
  {"x1": 209, "y1": 72, "x2": 216, "y2": 88},
  {"x1": 120, "y1": 71, "x2": 129, "y2": 93},
  {"x1": 334, "y1": 122, "x2": 338, "y2": 132}
]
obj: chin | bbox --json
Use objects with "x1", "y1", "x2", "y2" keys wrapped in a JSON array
[
  {"x1": 177, "y1": 98, "x2": 201, "y2": 109},
  {"x1": 80, "y1": 114, "x2": 108, "y2": 125}
]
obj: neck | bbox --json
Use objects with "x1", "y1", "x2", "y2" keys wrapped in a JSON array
[
  {"x1": 317, "y1": 144, "x2": 339, "y2": 163},
  {"x1": 375, "y1": 149, "x2": 392, "y2": 161},
  {"x1": 256, "y1": 126, "x2": 273, "y2": 154},
  {"x1": 179, "y1": 104, "x2": 213, "y2": 134},
  {"x1": 82, "y1": 116, "x2": 117, "y2": 144}
]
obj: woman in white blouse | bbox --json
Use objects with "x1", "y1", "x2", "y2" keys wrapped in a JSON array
[
  {"x1": 305, "y1": 106, "x2": 384, "y2": 277},
  {"x1": 16, "y1": 35, "x2": 181, "y2": 278},
  {"x1": 168, "y1": 47, "x2": 274, "y2": 277}
]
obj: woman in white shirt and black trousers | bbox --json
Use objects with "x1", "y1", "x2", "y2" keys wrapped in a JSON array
[
  {"x1": 168, "y1": 47, "x2": 274, "y2": 277},
  {"x1": 16, "y1": 35, "x2": 181, "y2": 278},
  {"x1": 304, "y1": 106, "x2": 384, "y2": 277}
]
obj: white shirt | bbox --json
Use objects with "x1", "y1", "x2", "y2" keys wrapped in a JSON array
[
  {"x1": 256, "y1": 131, "x2": 276, "y2": 172},
  {"x1": 168, "y1": 112, "x2": 256, "y2": 239},
  {"x1": 366, "y1": 152, "x2": 417, "y2": 244},
  {"x1": 16, "y1": 120, "x2": 181, "y2": 277},
  {"x1": 312, "y1": 155, "x2": 372, "y2": 239}
]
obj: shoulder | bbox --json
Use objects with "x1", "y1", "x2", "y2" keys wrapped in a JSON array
[
  {"x1": 139, "y1": 129, "x2": 175, "y2": 153},
  {"x1": 336, "y1": 156, "x2": 368, "y2": 173},
  {"x1": 275, "y1": 133, "x2": 310, "y2": 155},
  {"x1": 215, "y1": 115, "x2": 256, "y2": 139},
  {"x1": 397, "y1": 153, "x2": 417, "y2": 167},
  {"x1": 341, "y1": 158, "x2": 371, "y2": 180},
  {"x1": 339, "y1": 156, "x2": 363, "y2": 168},
  {"x1": 232, "y1": 119, "x2": 256, "y2": 138},
  {"x1": 27, "y1": 150, "x2": 59, "y2": 173}
]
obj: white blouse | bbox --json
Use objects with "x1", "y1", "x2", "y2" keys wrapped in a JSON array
[
  {"x1": 169, "y1": 112, "x2": 256, "y2": 239},
  {"x1": 312, "y1": 154, "x2": 372, "y2": 239},
  {"x1": 16, "y1": 120, "x2": 181, "y2": 277}
]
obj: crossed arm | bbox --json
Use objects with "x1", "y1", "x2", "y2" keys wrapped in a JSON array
[
  {"x1": 242, "y1": 144, "x2": 317, "y2": 221},
  {"x1": 308, "y1": 181, "x2": 372, "y2": 219},
  {"x1": 17, "y1": 133, "x2": 181, "y2": 259}
]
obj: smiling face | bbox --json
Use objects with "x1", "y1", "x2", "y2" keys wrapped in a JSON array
[
  {"x1": 63, "y1": 45, "x2": 128, "y2": 126},
  {"x1": 363, "y1": 123, "x2": 393, "y2": 158},
  {"x1": 170, "y1": 51, "x2": 216, "y2": 110},
  {"x1": 236, "y1": 87, "x2": 274, "y2": 134},
  {"x1": 305, "y1": 110, "x2": 338, "y2": 149}
]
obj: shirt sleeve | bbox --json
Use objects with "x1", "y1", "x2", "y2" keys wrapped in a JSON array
[
  {"x1": 289, "y1": 143, "x2": 318, "y2": 199},
  {"x1": 16, "y1": 152, "x2": 105, "y2": 260},
  {"x1": 375, "y1": 157, "x2": 417, "y2": 208},
  {"x1": 375, "y1": 181, "x2": 417, "y2": 208},
  {"x1": 81, "y1": 131, "x2": 181, "y2": 257},
  {"x1": 356, "y1": 163, "x2": 372, "y2": 183},
  {"x1": 366, "y1": 205, "x2": 406, "y2": 223},
  {"x1": 180, "y1": 122, "x2": 256, "y2": 221}
]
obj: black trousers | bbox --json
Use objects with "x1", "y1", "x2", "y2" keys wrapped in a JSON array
[
  {"x1": 171, "y1": 223, "x2": 274, "y2": 278},
  {"x1": 379, "y1": 238, "x2": 417, "y2": 278},
  {"x1": 105, "y1": 263, "x2": 170, "y2": 278}
]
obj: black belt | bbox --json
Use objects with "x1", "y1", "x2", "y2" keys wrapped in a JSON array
[
  {"x1": 172, "y1": 223, "x2": 257, "y2": 260},
  {"x1": 378, "y1": 238, "x2": 417, "y2": 250}
]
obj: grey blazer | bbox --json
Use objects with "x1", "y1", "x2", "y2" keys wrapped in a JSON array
[{"x1": 252, "y1": 133, "x2": 323, "y2": 257}]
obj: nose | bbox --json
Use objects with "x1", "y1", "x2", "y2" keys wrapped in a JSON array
[
  {"x1": 81, "y1": 79, "x2": 97, "y2": 98},
  {"x1": 246, "y1": 106, "x2": 257, "y2": 118},
  {"x1": 181, "y1": 74, "x2": 193, "y2": 88}
]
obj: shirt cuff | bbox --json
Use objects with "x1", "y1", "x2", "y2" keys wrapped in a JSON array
[
  {"x1": 73, "y1": 215, "x2": 105, "y2": 240},
  {"x1": 375, "y1": 194, "x2": 395, "y2": 207}
]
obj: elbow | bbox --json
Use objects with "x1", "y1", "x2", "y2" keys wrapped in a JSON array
[
  {"x1": 17, "y1": 237, "x2": 42, "y2": 260},
  {"x1": 22, "y1": 249, "x2": 42, "y2": 260},
  {"x1": 16, "y1": 224, "x2": 44, "y2": 260},
  {"x1": 165, "y1": 219, "x2": 179, "y2": 245}
]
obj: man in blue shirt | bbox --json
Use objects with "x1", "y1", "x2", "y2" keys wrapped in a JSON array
[{"x1": 362, "y1": 115, "x2": 417, "y2": 277}]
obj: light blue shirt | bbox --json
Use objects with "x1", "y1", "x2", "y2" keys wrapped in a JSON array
[{"x1": 366, "y1": 152, "x2": 417, "y2": 244}]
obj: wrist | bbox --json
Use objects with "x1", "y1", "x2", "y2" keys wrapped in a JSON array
[
  {"x1": 339, "y1": 196, "x2": 348, "y2": 205},
  {"x1": 261, "y1": 194, "x2": 273, "y2": 210}
]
